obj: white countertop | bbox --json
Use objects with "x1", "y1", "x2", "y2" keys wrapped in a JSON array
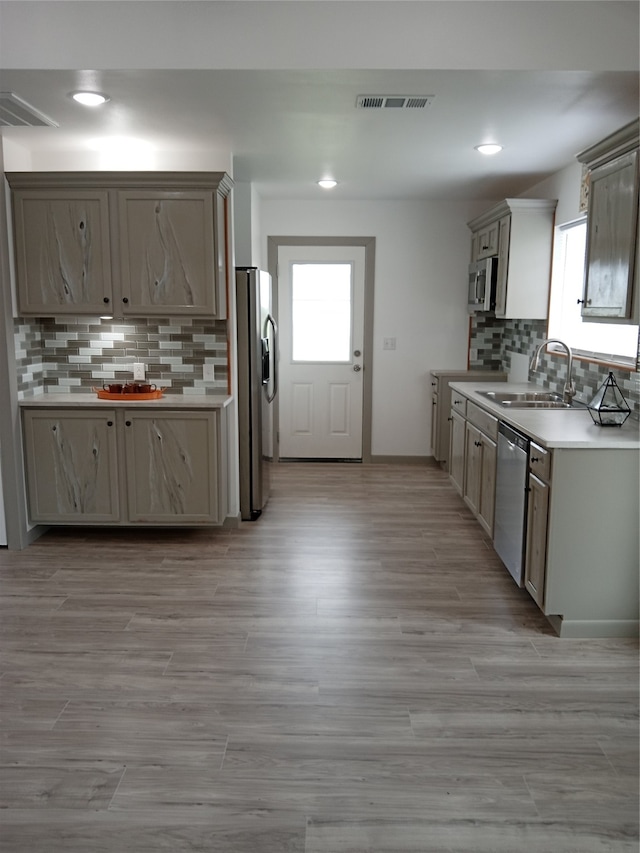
[
  {"x1": 449, "y1": 381, "x2": 640, "y2": 449},
  {"x1": 19, "y1": 393, "x2": 233, "y2": 410}
]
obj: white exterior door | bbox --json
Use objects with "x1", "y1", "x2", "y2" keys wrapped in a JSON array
[{"x1": 278, "y1": 245, "x2": 365, "y2": 459}]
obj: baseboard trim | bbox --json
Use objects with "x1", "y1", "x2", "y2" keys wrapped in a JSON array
[
  {"x1": 547, "y1": 614, "x2": 639, "y2": 638},
  {"x1": 369, "y1": 455, "x2": 433, "y2": 465}
]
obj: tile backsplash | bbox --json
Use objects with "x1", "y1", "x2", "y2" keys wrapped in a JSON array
[
  {"x1": 15, "y1": 317, "x2": 229, "y2": 398},
  {"x1": 469, "y1": 315, "x2": 640, "y2": 419}
]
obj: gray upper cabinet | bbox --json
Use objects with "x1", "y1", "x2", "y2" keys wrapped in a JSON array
[
  {"x1": 10, "y1": 188, "x2": 114, "y2": 315},
  {"x1": 7, "y1": 172, "x2": 232, "y2": 319},
  {"x1": 117, "y1": 190, "x2": 219, "y2": 316},
  {"x1": 468, "y1": 198, "x2": 557, "y2": 319},
  {"x1": 577, "y1": 120, "x2": 639, "y2": 323}
]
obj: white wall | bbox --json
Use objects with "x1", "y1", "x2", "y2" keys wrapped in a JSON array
[
  {"x1": 521, "y1": 160, "x2": 583, "y2": 226},
  {"x1": 260, "y1": 198, "x2": 472, "y2": 457}
]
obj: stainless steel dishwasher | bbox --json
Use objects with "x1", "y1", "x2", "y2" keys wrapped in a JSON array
[{"x1": 493, "y1": 422, "x2": 530, "y2": 586}]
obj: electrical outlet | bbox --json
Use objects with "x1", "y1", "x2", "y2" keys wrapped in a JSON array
[
  {"x1": 383, "y1": 337, "x2": 397, "y2": 351},
  {"x1": 133, "y1": 362, "x2": 145, "y2": 380},
  {"x1": 203, "y1": 363, "x2": 216, "y2": 382}
]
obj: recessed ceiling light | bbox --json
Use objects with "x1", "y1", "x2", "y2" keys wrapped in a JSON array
[
  {"x1": 71, "y1": 91, "x2": 110, "y2": 107},
  {"x1": 317, "y1": 179, "x2": 338, "y2": 189},
  {"x1": 475, "y1": 144, "x2": 503, "y2": 156}
]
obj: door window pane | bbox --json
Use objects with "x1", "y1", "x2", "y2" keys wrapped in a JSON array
[{"x1": 291, "y1": 263, "x2": 352, "y2": 361}]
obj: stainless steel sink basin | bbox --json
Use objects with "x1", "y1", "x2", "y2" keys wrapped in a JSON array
[
  {"x1": 479, "y1": 390, "x2": 573, "y2": 409},
  {"x1": 480, "y1": 390, "x2": 565, "y2": 403},
  {"x1": 501, "y1": 399, "x2": 571, "y2": 409}
]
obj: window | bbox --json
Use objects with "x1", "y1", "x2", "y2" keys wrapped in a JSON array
[
  {"x1": 290, "y1": 262, "x2": 353, "y2": 362},
  {"x1": 547, "y1": 218, "x2": 639, "y2": 365}
]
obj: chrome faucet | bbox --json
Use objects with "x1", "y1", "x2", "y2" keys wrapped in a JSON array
[{"x1": 529, "y1": 339, "x2": 576, "y2": 404}]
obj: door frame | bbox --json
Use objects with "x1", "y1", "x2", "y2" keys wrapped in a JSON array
[{"x1": 267, "y1": 236, "x2": 376, "y2": 464}]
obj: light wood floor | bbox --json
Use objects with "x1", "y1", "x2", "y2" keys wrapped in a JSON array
[{"x1": 0, "y1": 461, "x2": 638, "y2": 852}]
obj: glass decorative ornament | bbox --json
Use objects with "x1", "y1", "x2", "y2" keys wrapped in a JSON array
[{"x1": 587, "y1": 372, "x2": 631, "y2": 427}]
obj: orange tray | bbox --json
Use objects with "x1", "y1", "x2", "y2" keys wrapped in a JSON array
[{"x1": 93, "y1": 388, "x2": 165, "y2": 401}]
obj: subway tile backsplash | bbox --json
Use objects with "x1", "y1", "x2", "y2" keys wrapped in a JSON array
[
  {"x1": 469, "y1": 315, "x2": 640, "y2": 419},
  {"x1": 15, "y1": 317, "x2": 229, "y2": 399}
]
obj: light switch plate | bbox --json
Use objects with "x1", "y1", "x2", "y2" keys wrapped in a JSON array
[
  {"x1": 133, "y1": 362, "x2": 145, "y2": 380},
  {"x1": 203, "y1": 363, "x2": 216, "y2": 382},
  {"x1": 383, "y1": 337, "x2": 397, "y2": 351}
]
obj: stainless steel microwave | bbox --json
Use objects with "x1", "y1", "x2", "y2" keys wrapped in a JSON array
[{"x1": 468, "y1": 257, "x2": 498, "y2": 312}]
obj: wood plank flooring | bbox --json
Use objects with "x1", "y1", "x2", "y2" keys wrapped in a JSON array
[{"x1": 0, "y1": 461, "x2": 637, "y2": 852}]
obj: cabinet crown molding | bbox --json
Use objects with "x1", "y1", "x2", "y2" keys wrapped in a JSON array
[
  {"x1": 5, "y1": 171, "x2": 234, "y2": 196},
  {"x1": 577, "y1": 118, "x2": 639, "y2": 169},
  {"x1": 467, "y1": 198, "x2": 557, "y2": 232}
]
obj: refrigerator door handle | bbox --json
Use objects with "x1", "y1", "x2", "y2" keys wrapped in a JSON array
[{"x1": 265, "y1": 313, "x2": 278, "y2": 403}]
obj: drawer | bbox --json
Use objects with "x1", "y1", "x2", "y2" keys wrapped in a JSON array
[
  {"x1": 529, "y1": 442, "x2": 551, "y2": 482},
  {"x1": 450, "y1": 394, "x2": 467, "y2": 417},
  {"x1": 466, "y1": 400, "x2": 498, "y2": 440}
]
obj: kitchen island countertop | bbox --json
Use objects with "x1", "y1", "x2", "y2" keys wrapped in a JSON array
[{"x1": 449, "y1": 381, "x2": 640, "y2": 450}]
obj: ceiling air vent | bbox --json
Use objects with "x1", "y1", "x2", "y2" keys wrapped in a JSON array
[
  {"x1": 356, "y1": 95, "x2": 434, "y2": 110},
  {"x1": 0, "y1": 92, "x2": 58, "y2": 128}
]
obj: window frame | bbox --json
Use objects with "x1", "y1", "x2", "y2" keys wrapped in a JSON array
[{"x1": 546, "y1": 216, "x2": 639, "y2": 370}]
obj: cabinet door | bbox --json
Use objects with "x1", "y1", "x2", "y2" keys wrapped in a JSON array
[
  {"x1": 463, "y1": 422, "x2": 481, "y2": 514},
  {"x1": 124, "y1": 410, "x2": 221, "y2": 523},
  {"x1": 431, "y1": 392, "x2": 439, "y2": 460},
  {"x1": 117, "y1": 191, "x2": 218, "y2": 316},
  {"x1": 477, "y1": 434, "x2": 497, "y2": 536},
  {"x1": 524, "y1": 473, "x2": 550, "y2": 608},
  {"x1": 448, "y1": 409, "x2": 466, "y2": 496},
  {"x1": 22, "y1": 409, "x2": 120, "y2": 523},
  {"x1": 12, "y1": 190, "x2": 113, "y2": 315},
  {"x1": 476, "y1": 222, "x2": 499, "y2": 259},
  {"x1": 582, "y1": 151, "x2": 639, "y2": 319},
  {"x1": 494, "y1": 214, "x2": 511, "y2": 317}
]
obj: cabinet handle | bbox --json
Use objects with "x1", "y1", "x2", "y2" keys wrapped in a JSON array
[
  {"x1": 122, "y1": 297, "x2": 129, "y2": 304},
  {"x1": 125, "y1": 420, "x2": 132, "y2": 427},
  {"x1": 447, "y1": 416, "x2": 452, "y2": 422},
  {"x1": 577, "y1": 298, "x2": 592, "y2": 305},
  {"x1": 103, "y1": 297, "x2": 110, "y2": 304},
  {"x1": 107, "y1": 420, "x2": 113, "y2": 427},
  {"x1": 482, "y1": 245, "x2": 489, "y2": 251},
  {"x1": 454, "y1": 398, "x2": 463, "y2": 404},
  {"x1": 474, "y1": 440, "x2": 482, "y2": 447}
]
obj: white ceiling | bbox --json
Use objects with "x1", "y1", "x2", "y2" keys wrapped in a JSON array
[{"x1": 0, "y1": 2, "x2": 638, "y2": 202}]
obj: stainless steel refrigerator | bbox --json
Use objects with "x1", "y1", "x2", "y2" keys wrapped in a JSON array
[{"x1": 235, "y1": 267, "x2": 278, "y2": 520}]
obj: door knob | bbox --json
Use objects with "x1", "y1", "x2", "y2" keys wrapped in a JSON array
[
  {"x1": 353, "y1": 364, "x2": 362, "y2": 372},
  {"x1": 354, "y1": 349, "x2": 361, "y2": 357}
]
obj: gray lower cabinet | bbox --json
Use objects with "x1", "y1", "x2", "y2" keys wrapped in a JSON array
[
  {"x1": 22, "y1": 408, "x2": 224, "y2": 526},
  {"x1": 23, "y1": 409, "x2": 121, "y2": 523},
  {"x1": 463, "y1": 421, "x2": 497, "y2": 537},
  {"x1": 448, "y1": 405, "x2": 466, "y2": 494},
  {"x1": 430, "y1": 370, "x2": 505, "y2": 470},
  {"x1": 124, "y1": 410, "x2": 220, "y2": 524},
  {"x1": 524, "y1": 443, "x2": 551, "y2": 608},
  {"x1": 461, "y1": 401, "x2": 498, "y2": 536}
]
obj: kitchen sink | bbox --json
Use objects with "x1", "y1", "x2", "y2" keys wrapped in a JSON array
[
  {"x1": 479, "y1": 390, "x2": 574, "y2": 409},
  {"x1": 501, "y1": 399, "x2": 571, "y2": 409}
]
